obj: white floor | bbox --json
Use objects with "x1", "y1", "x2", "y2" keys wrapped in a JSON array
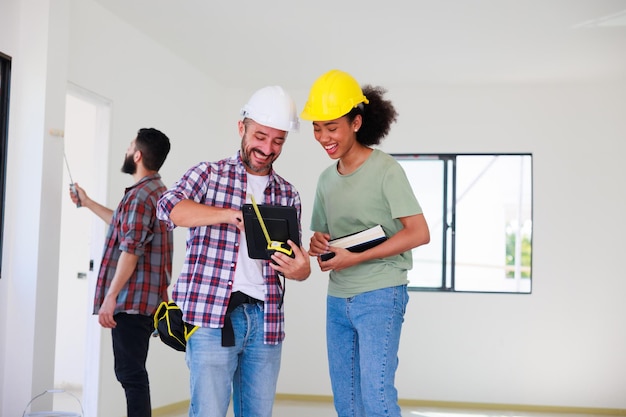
[
  {"x1": 47, "y1": 390, "x2": 617, "y2": 417},
  {"x1": 162, "y1": 399, "x2": 615, "y2": 417}
]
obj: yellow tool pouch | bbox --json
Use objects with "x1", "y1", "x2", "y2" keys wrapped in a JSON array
[{"x1": 153, "y1": 301, "x2": 198, "y2": 352}]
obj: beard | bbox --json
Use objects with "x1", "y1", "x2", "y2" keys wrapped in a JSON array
[
  {"x1": 241, "y1": 140, "x2": 275, "y2": 175},
  {"x1": 121, "y1": 153, "x2": 136, "y2": 175}
]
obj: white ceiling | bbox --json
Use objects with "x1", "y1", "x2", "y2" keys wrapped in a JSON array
[{"x1": 92, "y1": 0, "x2": 626, "y2": 89}]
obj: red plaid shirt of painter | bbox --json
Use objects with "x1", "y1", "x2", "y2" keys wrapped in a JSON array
[{"x1": 94, "y1": 174, "x2": 173, "y2": 316}]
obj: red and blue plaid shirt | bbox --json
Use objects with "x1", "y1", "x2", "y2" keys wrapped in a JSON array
[
  {"x1": 94, "y1": 174, "x2": 173, "y2": 316},
  {"x1": 157, "y1": 152, "x2": 302, "y2": 344}
]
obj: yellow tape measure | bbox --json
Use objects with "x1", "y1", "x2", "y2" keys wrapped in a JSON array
[{"x1": 249, "y1": 195, "x2": 294, "y2": 257}]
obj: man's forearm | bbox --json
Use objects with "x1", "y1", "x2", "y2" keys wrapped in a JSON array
[{"x1": 83, "y1": 198, "x2": 114, "y2": 224}]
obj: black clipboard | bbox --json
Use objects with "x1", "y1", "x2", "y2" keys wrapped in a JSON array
[{"x1": 242, "y1": 204, "x2": 300, "y2": 260}]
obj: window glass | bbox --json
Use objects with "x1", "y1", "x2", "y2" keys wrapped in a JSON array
[{"x1": 394, "y1": 154, "x2": 532, "y2": 294}]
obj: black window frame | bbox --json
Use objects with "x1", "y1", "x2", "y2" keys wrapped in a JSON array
[{"x1": 0, "y1": 52, "x2": 12, "y2": 279}]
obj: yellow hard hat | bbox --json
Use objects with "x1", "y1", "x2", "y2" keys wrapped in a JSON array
[{"x1": 300, "y1": 69, "x2": 369, "y2": 121}]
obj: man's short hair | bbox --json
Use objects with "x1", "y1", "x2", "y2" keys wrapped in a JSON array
[{"x1": 135, "y1": 128, "x2": 171, "y2": 171}]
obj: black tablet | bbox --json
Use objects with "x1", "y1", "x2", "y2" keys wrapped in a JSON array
[{"x1": 242, "y1": 204, "x2": 300, "y2": 260}]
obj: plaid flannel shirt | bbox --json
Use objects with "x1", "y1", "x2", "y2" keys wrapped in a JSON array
[
  {"x1": 94, "y1": 174, "x2": 173, "y2": 316},
  {"x1": 157, "y1": 152, "x2": 302, "y2": 344}
]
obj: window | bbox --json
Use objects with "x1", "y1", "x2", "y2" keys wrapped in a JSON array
[
  {"x1": 393, "y1": 154, "x2": 533, "y2": 293},
  {"x1": 0, "y1": 52, "x2": 11, "y2": 279}
]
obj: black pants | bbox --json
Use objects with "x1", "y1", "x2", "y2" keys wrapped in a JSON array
[{"x1": 111, "y1": 312, "x2": 154, "y2": 417}]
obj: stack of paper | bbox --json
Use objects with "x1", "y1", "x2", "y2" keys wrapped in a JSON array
[{"x1": 320, "y1": 224, "x2": 387, "y2": 261}]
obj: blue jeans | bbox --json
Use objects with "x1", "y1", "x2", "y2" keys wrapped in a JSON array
[
  {"x1": 186, "y1": 302, "x2": 282, "y2": 417},
  {"x1": 111, "y1": 312, "x2": 154, "y2": 417},
  {"x1": 327, "y1": 285, "x2": 409, "y2": 417}
]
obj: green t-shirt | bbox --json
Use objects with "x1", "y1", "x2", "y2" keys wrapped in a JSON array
[{"x1": 310, "y1": 149, "x2": 422, "y2": 297}]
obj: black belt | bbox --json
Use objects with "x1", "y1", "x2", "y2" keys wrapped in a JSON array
[{"x1": 222, "y1": 291, "x2": 263, "y2": 347}]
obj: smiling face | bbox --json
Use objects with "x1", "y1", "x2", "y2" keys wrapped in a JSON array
[
  {"x1": 239, "y1": 119, "x2": 287, "y2": 175},
  {"x1": 312, "y1": 114, "x2": 362, "y2": 160}
]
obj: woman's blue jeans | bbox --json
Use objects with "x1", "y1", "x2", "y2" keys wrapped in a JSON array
[
  {"x1": 186, "y1": 302, "x2": 282, "y2": 417},
  {"x1": 327, "y1": 285, "x2": 409, "y2": 417}
]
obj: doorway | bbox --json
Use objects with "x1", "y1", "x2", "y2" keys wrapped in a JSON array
[{"x1": 54, "y1": 84, "x2": 111, "y2": 416}]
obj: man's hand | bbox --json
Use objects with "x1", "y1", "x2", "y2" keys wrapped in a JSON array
[
  {"x1": 98, "y1": 294, "x2": 118, "y2": 328},
  {"x1": 69, "y1": 182, "x2": 89, "y2": 208},
  {"x1": 231, "y1": 210, "x2": 245, "y2": 232},
  {"x1": 270, "y1": 240, "x2": 311, "y2": 281}
]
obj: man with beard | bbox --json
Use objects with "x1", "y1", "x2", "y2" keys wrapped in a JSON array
[
  {"x1": 69, "y1": 127, "x2": 172, "y2": 417},
  {"x1": 157, "y1": 86, "x2": 310, "y2": 417}
]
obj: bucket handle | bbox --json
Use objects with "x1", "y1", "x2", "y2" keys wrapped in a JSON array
[{"x1": 22, "y1": 389, "x2": 84, "y2": 417}]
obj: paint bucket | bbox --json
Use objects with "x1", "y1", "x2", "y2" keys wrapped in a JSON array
[{"x1": 22, "y1": 389, "x2": 83, "y2": 417}]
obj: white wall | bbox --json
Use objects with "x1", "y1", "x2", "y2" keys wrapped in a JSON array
[
  {"x1": 388, "y1": 82, "x2": 626, "y2": 407},
  {"x1": 0, "y1": 0, "x2": 70, "y2": 416},
  {"x1": 1, "y1": 0, "x2": 625, "y2": 416}
]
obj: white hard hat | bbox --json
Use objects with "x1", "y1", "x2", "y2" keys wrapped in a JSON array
[{"x1": 240, "y1": 86, "x2": 300, "y2": 132}]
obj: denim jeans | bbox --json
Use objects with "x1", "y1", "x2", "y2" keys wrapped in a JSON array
[
  {"x1": 186, "y1": 302, "x2": 282, "y2": 417},
  {"x1": 111, "y1": 312, "x2": 154, "y2": 417},
  {"x1": 327, "y1": 285, "x2": 409, "y2": 417}
]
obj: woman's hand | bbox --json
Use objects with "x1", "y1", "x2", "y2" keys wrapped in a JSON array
[{"x1": 308, "y1": 231, "x2": 331, "y2": 257}]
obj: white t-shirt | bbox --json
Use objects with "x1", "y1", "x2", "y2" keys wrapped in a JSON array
[{"x1": 232, "y1": 173, "x2": 269, "y2": 300}]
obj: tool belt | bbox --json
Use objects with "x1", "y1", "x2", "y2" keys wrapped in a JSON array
[{"x1": 222, "y1": 291, "x2": 263, "y2": 347}]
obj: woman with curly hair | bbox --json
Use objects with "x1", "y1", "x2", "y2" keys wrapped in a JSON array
[{"x1": 302, "y1": 69, "x2": 430, "y2": 417}]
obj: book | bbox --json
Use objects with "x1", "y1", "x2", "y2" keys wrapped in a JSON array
[{"x1": 320, "y1": 224, "x2": 387, "y2": 261}]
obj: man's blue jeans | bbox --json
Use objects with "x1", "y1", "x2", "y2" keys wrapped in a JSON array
[
  {"x1": 186, "y1": 302, "x2": 282, "y2": 417},
  {"x1": 327, "y1": 285, "x2": 409, "y2": 417},
  {"x1": 111, "y1": 312, "x2": 154, "y2": 417}
]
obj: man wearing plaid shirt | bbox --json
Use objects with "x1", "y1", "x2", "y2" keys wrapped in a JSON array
[
  {"x1": 157, "y1": 86, "x2": 310, "y2": 417},
  {"x1": 70, "y1": 128, "x2": 173, "y2": 417}
]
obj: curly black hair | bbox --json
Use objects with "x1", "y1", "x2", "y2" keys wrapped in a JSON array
[{"x1": 345, "y1": 85, "x2": 398, "y2": 146}]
